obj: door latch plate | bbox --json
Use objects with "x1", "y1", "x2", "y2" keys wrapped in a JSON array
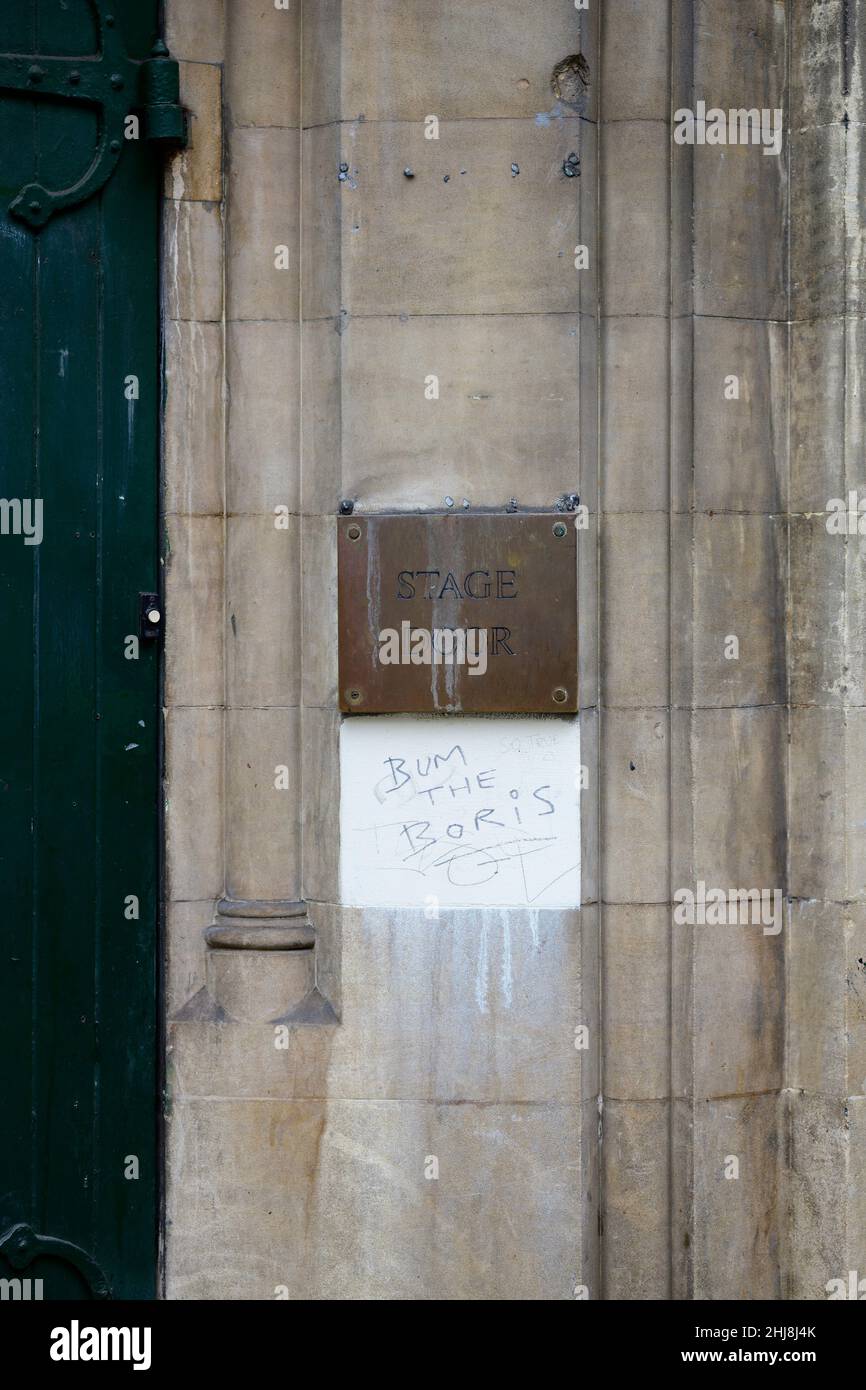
[{"x1": 139, "y1": 593, "x2": 163, "y2": 640}]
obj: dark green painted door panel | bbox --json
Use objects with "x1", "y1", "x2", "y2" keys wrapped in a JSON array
[{"x1": 0, "y1": 0, "x2": 164, "y2": 1300}]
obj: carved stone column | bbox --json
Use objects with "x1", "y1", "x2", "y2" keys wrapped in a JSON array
[{"x1": 202, "y1": 0, "x2": 317, "y2": 1022}]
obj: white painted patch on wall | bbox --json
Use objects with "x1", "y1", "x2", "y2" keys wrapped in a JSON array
[{"x1": 340, "y1": 716, "x2": 580, "y2": 908}]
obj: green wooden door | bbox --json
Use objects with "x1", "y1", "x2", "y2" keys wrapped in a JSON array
[{"x1": 0, "y1": 0, "x2": 180, "y2": 1301}]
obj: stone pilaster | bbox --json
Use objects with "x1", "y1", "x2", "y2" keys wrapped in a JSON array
[
  {"x1": 203, "y1": 0, "x2": 317, "y2": 1019},
  {"x1": 674, "y1": 0, "x2": 791, "y2": 1303},
  {"x1": 598, "y1": 0, "x2": 676, "y2": 1300},
  {"x1": 162, "y1": 0, "x2": 226, "y2": 1017},
  {"x1": 599, "y1": 1, "x2": 791, "y2": 1300},
  {"x1": 784, "y1": 0, "x2": 866, "y2": 1299}
]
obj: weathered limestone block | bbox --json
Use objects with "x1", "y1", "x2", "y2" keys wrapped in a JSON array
[
  {"x1": 338, "y1": 314, "x2": 583, "y2": 509},
  {"x1": 689, "y1": 708, "x2": 786, "y2": 891},
  {"x1": 166, "y1": 0, "x2": 225, "y2": 66},
  {"x1": 689, "y1": 515, "x2": 785, "y2": 708},
  {"x1": 227, "y1": 128, "x2": 300, "y2": 322},
  {"x1": 165, "y1": 514, "x2": 224, "y2": 708},
  {"x1": 165, "y1": 61, "x2": 223, "y2": 203},
  {"x1": 602, "y1": 709, "x2": 670, "y2": 905},
  {"x1": 333, "y1": 120, "x2": 591, "y2": 318},
  {"x1": 226, "y1": 514, "x2": 300, "y2": 708},
  {"x1": 692, "y1": 1095, "x2": 782, "y2": 1301},
  {"x1": 303, "y1": 0, "x2": 594, "y2": 125},
  {"x1": 601, "y1": 122, "x2": 669, "y2": 318},
  {"x1": 602, "y1": 0, "x2": 670, "y2": 122},
  {"x1": 164, "y1": 200, "x2": 224, "y2": 322},
  {"x1": 603, "y1": 1100, "x2": 670, "y2": 1299},
  {"x1": 163, "y1": 320, "x2": 224, "y2": 516},
  {"x1": 166, "y1": 1094, "x2": 588, "y2": 1300},
  {"x1": 165, "y1": 705, "x2": 224, "y2": 904},
  {"x1": 693, "y1": 142, "x2": 787, "y2": 320},
  {"x1": 692, "y1": 317, "x2": 787, "y2": 514},
  {"x1": 601, "y1": 514, "x2": 670, "y2": 708},
  {"x1": 787, "y1": 901, "x2": 866, "y2": 1099},
  {"x1": 226, "y1": 0, "x2": 300, "y2": 129},
  {"x1": 601, "y1": 317, "x2": 670, "y2": 513},
  {"x1": 603, "y1": 905, "x2": 670, "y2": 1100},
  {"x1": 227, "y1": 323, "x2": 300, "y2": 514},
  {"x1": 224, "y1": 707, "x2": 301, "y2": 903}
]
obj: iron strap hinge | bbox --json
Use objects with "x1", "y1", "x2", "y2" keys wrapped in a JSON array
[
  {"x1": 0, "y1": 1222, "x2": 112, "y2": 1299},
  {"x1": 0, "y1": 2, "x2": 186, "y2": 230}
]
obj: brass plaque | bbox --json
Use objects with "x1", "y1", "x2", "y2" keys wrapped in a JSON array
[{"x1": 338, "y1": 512, "x2": 578, "y2": 714}]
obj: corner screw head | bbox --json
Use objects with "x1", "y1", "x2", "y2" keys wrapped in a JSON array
[
  {"x1": 348, "y1": 688, "x2": 363, "y2": 704},
  {"x1": 346, "y1": 523, "x2": 362, "y2": 541},
  {"x1": 553, "y1": 521, "x2": 567, "y2": 538},
  {"x1": 552, "y1": 687, "x2": 568, "y2": 704}
]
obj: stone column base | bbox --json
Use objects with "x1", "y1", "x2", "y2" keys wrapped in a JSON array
[{"x1": 197, "y1": 899, "x2": 336, "y2": 1024}]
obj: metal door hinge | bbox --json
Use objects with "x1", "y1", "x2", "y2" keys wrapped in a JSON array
[
  {"x1": 0, "y1": 3, "x2": 186, "y2": 230},
  {"x1": 140, "y1": 39, "x2": 187, "y2": 147},
  {"x1": 0, "y1": 1223, "x2": 112, "y2": 1299}
]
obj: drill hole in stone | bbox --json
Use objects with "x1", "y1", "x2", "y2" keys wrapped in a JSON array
[{"x1": 551, "y1": 53, "x2": 590, "y2": 109}]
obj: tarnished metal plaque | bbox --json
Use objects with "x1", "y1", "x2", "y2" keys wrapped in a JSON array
[{"x1": 338, "y1": 512, "x2": 578, "y2": 714}]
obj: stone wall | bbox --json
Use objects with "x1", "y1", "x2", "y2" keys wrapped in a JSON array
[{"x1": 160, "y1": 0, "x2": 864, "y2": 1300}]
